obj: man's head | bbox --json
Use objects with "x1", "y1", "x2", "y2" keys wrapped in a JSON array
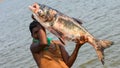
[{"x1": 29, "y1": 20, "x2": 40, "y2": 39}]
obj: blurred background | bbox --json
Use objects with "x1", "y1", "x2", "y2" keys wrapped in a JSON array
[{"x1": 0, "y1": 0, "x2": 120, "y2": 68}]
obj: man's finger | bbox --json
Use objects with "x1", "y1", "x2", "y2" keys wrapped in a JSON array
[{"x1": 80, "y1": 36, "x2": 85, "y2": 41}]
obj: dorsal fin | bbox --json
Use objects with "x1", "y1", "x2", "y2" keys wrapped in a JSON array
[{"x1": 72, "y1": 17, "x2": 82, "y2": 25}]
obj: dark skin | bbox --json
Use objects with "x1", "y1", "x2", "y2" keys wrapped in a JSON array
[{"x1": 30, "y1": 23, "x2": 87, "y2": 68}]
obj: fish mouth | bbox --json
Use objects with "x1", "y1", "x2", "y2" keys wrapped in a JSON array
[{"x1": 29, "y1": 3, "x2": 40, "y2": 14}]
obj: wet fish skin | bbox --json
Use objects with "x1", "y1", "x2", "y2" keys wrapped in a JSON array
[{"x1": 29, "y1": 3, "x2": 113, "y2": 65}]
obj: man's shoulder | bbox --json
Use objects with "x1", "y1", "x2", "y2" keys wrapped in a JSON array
[{"x1": 52, "y1": 40, "x2": 63, "y2": 46}]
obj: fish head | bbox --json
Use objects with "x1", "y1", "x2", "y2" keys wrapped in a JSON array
[
  {"x1": 29, "y1": 3, "x2": 45, "y2": 17},
  {"x1": 29, "y1": 3, "x2": 57, "y2": 23}
]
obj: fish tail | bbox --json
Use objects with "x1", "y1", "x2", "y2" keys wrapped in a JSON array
[{"x1": 95, "y1": 39, "x2": 114, "y2": 65}]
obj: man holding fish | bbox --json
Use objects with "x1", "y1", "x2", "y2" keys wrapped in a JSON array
[
  {"x1": 29, "y1": 17, "x2": 87, "y2": 68},
  {"x1": 29, "y1": 2, "x2": 113, "y2": 68}
]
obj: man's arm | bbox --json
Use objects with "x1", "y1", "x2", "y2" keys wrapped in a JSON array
[
  {"x1": 60, "y1": 43, "x2": 82, "y2": 67},
  {"x1": 30, "y1": 26, "x2": 48, "y2": 53},
  {"x1": 60, "y1": 36, "x2": 87, "y2": 67},
  {"x1": 30, "y1": 43, "x2": 47, "y2": 53}
]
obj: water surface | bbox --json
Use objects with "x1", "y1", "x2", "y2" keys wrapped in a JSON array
[{"x1": 0, "y1": 0, "x2": 120, "y2": 68}]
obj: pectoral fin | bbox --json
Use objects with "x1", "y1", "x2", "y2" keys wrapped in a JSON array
[
  {"x1": 58, "y1": 38, "x2": 65, "y2": 45},
  {"x1": 49, "y1": 27, "x2": 66, "y2": 45}
]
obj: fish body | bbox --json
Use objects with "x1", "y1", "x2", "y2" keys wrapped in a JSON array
[{"x1": 29, "y1": 3, "x2": 113, "y2": 64}]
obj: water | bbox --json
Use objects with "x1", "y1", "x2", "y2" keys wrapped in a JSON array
[{"x1": 0, "y1": 0, "x2": 120, "y2": 68}]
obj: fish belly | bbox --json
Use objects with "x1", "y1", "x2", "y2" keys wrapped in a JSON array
[{"x1": 52, "y1": 15, "x2": 89, "y2": 41}]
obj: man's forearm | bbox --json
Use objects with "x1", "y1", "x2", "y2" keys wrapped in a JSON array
[
  {"x1": 30, "y1": 42, "x2": 48, "y2": 53},
  {"x1": 66, "y1": 44, "x2": 82, "y2": 67}
]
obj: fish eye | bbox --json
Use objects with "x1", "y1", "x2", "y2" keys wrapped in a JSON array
[
  {"x1": 37, "y1": 10, "x2": 44, "y2": 16},
  {"x1": 39, "y1": 10, "x2": 43, "y2": 13}
]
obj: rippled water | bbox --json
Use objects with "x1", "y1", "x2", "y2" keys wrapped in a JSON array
[{"x1": 0, "y1": 0, "x2": 120, "y2": 68}]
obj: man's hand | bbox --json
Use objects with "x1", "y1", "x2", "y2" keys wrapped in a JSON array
[{"x1": 75, "y1": 36, "x2": 88, "y2": 47}]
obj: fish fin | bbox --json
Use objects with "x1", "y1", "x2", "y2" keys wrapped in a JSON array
[
  {"x1": 96, "y1": 50, "x2": 105, "y2": 65},
  {"x1": 72, "y1": 17, "x2": 82, "y2": 25},
  {"x1": 97, "y1": 40, "x2": 114, "y2": 48},
  {"x1": 58, "y1": 38, "x2": 65, "y2": 45},
  {"x1": 95, "y1": 40, "x2": 114, "y2": 65}
]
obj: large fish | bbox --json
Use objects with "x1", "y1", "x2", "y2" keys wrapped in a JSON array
[{"x1": 29, "y1": 3, "x2": 113, "y2": 65}]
